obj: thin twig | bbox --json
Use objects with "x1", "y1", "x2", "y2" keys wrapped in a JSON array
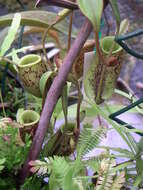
[
  {"x1": 42, "y1": 26, "x2": 54, "y2": 70},
  {"x1": 76, "y1": 80, "x2": 82, "y2": 130},
  {"x1": 0, "y1": 102, "x2": 11, "y2": 109},
  {"x1": 68, "y1": 11, "x2": 73, "y2": 51},
  {"x1": 0, "y1": 57, "x2": 17, "y2": 66},
  {"x1": 0, "y1": 90, "x2": 6, "y2": 117},
  {"x1": 42, "y1": 9, "x2": 72, "y2": 70},
  {"x1": 38, "y1": 0, "x2": 78, "y2": 10}
]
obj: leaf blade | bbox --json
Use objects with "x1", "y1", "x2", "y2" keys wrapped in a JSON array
[
  {"x1": 77, "y1": 0, "x2": 104, "y2": 31},
  {"x1": 0, "y1": 11, "x2": 78, "y2": 36},
  {"x1": 0, "y1": 13, "x2": 21, "y2": 56}
]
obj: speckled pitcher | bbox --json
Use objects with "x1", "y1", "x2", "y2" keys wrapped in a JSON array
[
  {"x1": 100, "y1": 36, "x2": 123, "y2": 100},
  {"x1": 17, "y1": 54, "x2": 48, "y2": 97},
  {"x1": 84, "y1": 36, "x2": 123, "y2": 104},
  {"x1": 17, "y1": 109, "x2": 40, "y2": 141}
]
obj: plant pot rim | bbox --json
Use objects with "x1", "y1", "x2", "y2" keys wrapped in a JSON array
[
  {"x1": 19, "y1": 110, "x2": 40, "y2": 127},
  {"x1": 18, "y1": 54, "x2": 41, "y2": 68},
  {"x1": 100, "y1": 36, "x2": 123, "y2": 55}
]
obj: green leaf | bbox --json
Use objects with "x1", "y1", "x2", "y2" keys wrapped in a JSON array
[
  {"x1": 52, "y1": 98, "x2": 63, "y2": 119},
  {"x1": 11, "y1": 49, "x2": 20, "y2": 66},
  {"x1": 16, "y1": 108, "x2": 24, "y2": 123},
  {"x1": 112, "y1": 162, "x2": 133, "y2": 173},
  {"x1": 77, "y1": 125, "x2": 106, "y2": 159},
  {"x1": 61, "y1": 84, "x2": 68, "y2": 126},
  {"x1": 39, "y1": 71, "x2": 53, "y2": 96},
  {"x1": 6, "y1": 46, "x2": 29, "y2": 57},
  {"x1": 0, "y1": 13, "x2": 21, "y2": 56},
  {"x1": 109, "y1": 0, "x2": 121, "y2": 30},
  {"x1": 0, "y1": 11, "x2": 77, "y2": 36},
  {"x1": 63, "y1": 167, "x2": 83, "y2": 190},
  {"x1": 119, "y1": 19, "x2": 129, "y2": 35},
  {"x1": 77, "y1": 0, "x2": 104, "y2": 31},
  {"x1": 110, "y1": 171, "x2": 125, "y2": 190},
  {"x1": 86, "y1": 101, "x2": 136, "y2": 152},
  {"x1": 132, "y1": 173, "x2": 143, "y2": 188},
  {"x1": 96, "y1": 146, "x2": 134, "y2": 159},
  {"x1": 0, "y1": 158, "x2": 6, "y2": 165},
  {"x1": 51, "y1": 156, "x2": 69, "y2": 187},
  {"x1": 0, "y1": 27, "x2": 9, "y2": 47}
]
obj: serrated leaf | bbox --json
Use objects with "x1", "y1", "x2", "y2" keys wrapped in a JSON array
[
  {"x1": 0, "y1": 13, "x2": 21, "y2": 56},
  {"x1": 97, "y1": 146, "x2": 134, "y2": 159},
  {"x1": 63, "y1": 167, "x2": 83, "y2": 190},
  {"x1": 77, "y1": 0, "x2": 103, "y2": 31},
  {"x1": 77, "y1": 125, "x2": 106, "y2": 158},
  {"x1": 110, "y1": 171, "x2": 125, "y2": 190}
]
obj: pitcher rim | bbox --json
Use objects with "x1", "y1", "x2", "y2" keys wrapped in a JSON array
[
  {"x1": 18, "y1": 54, "x2": 41, "y2": 68},
  {"x1": 19, "y1": 110, "x2": 40, "y2": 127},
  {"x1": 100, "y1": 36, "x2": 123, "y2": 55}
]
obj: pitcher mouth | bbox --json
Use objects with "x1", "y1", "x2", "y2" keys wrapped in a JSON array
[
  {"x1": 18, "y1": 54, "x2": 41, "y2": 68},
  {"x1": 100, "y1": 36, "x2": 123, "y2": 55},
  {"x1": 19, "y1": 110, "x2": 40, "y2": 127}
]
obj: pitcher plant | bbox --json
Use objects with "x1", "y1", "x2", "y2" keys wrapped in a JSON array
[{"x1": 17, "y1": 109, "x2": 40, "y2": 141}]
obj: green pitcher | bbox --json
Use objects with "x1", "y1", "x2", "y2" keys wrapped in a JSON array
[
  {"x1": 84, "y1": 36, "x2": 123, "y2": 104},
  {"x1": 17, "y1": 54, "x2": 48, "y2": 97},
  {"x1": 17, "y1": 109, "x2": 40, "y2": 141},
  {"x1": 100, "y1": 36, "x2": 123, "y2": 100}
]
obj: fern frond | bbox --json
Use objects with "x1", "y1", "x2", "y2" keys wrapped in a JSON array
[
  {"x1": 29, "y1": 156, "x2": 69, "y2": 179},
  {"x1": 29, "y1": 160, "x2": 49, "y2": 175},
  {"x1": 110, "y1": 171, "x2": 125, "y2": 190},
  {"x1": 51, "y1": 156, "x2": 70, "y2": 185},
  {"x1": 85, "y1": 151, "x2": 109, "y2": 172},
  {"x1": 77, "y1": 124, "x2": 107, "y2": 159},
  {"x1": 95, "y1": 159, "x2": 116, "y2": 190}
]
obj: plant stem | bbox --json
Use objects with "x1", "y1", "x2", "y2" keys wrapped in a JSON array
[
  {"x1": 67, "y1": 11, "x2": 73, "y2": 51},
  {"x1": 76, "y1": 81, "x2": 82, "y2": 130},
  {"x1": 0, "y1": 90, "x2": 6, "y2": 117},
  {"x1": 38, "y1": 0, "x2": 78, "y2": 10},
  {"x1": 0, "y1": 57, "x2": 17, "y2": 66},
  {"x1": 42, "y1": 9, "x2": 72, "y2": 70},
  {"x1": 42, "y1": 25, "x2": 54, "y2": 70}
]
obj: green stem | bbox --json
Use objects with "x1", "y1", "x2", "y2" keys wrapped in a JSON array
[
  {"x1": 0, "y1": 90, "x2": 6, "y2": 117},
  {"x1": 76, "y1": 80, "x2": 82, "y2": 130},
  {"x1": 42, "y1": 25, "x2": 54, "y2": 70},
  {"x1": 0, "y1": 56, "x2": 17, "y2": 66}
]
